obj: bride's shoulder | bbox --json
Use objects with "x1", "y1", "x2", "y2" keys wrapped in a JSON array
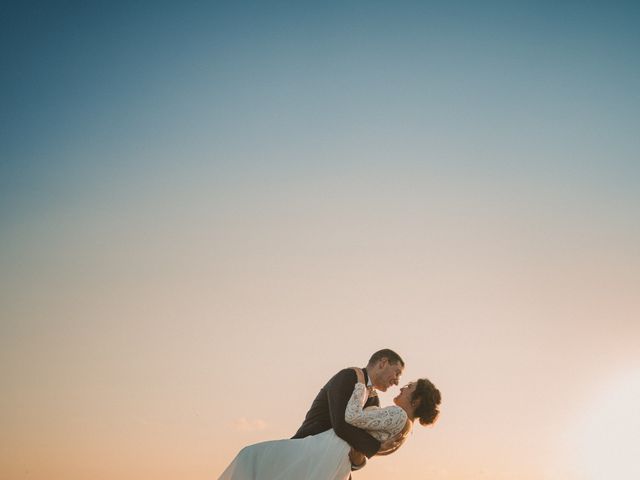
[{"x1": 385, "y1": 405, "x2": 408, "y2": 418}]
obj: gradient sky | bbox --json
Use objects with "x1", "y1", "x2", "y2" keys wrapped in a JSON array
[{"x1": 1, "y1": 2, "x2": 639, "y2": 480}]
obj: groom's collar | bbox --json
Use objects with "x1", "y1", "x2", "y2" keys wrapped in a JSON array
[{"x1": 363, "y1": 367, "x2": 373, "y2": 389}]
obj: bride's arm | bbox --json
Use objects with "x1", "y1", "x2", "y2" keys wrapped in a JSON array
[
  {"x1": 345, "y1": 372, "x2": 407, "y2": 435},
  {"x1": 325, "y1": 368, "x2": 381, "y2": 459}
]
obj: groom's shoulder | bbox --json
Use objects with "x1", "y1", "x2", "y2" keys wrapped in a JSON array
[{"x1": 327, "y1": 367, "x2": 357, "y2": 385}]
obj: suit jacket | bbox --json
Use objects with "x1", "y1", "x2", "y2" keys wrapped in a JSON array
[{"x1": 292, "y1": 367, "x2": 381, "y2": 458}]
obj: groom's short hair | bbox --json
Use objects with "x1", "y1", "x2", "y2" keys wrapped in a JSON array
[{"x1": 368, "y1": 349, "x2": 404, "y2": 367}]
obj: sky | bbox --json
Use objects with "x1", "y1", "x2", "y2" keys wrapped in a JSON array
[{"x1": 1, "y1": 1, "x2": 639, "y2": 479}]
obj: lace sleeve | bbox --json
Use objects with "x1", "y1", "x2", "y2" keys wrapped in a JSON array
[{"x1": 345, "y1": 384, "x2": 407, "y2": 437}]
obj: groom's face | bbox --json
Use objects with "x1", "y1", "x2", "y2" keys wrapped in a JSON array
[{"x1": 372, "y1": 359, "x2": 404, "y2": 392}]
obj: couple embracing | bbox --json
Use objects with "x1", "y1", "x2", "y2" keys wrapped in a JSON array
[{"x1": 218, "y1": 349, "x2": 441, "y2": 480}]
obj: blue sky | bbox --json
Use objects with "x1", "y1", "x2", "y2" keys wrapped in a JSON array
[{"x1": 2, "y1": 2, "x2": 639, "y2": 223}]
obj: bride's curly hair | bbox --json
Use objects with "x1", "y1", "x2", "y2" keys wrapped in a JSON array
[{"x1": 412, "y1": 378, "x2": 441, "y2": 426}]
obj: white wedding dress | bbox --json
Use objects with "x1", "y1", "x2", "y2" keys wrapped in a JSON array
[{"x1": 217, "y1": 383, "x2": 408, "y2": 480}]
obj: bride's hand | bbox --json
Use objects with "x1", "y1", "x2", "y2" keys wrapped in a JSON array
[{"x1": 351, "y1": 367, "x2": 365, "y2": 384}]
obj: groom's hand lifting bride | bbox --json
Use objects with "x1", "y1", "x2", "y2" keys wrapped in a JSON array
[
  {"x1": 349, "y1": 433, "x2": 403, "y2": 465},
  {"x1": 376, "y1": 432, "x2": 405, "y2": 455}
]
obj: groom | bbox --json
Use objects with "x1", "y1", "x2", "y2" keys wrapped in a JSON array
[{"x1": 292, "y1": 348, "x2": 405, "y2": 471}]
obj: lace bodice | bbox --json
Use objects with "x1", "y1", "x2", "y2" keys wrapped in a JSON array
[{"x1": 344, "y1": 383, "x2": 408, "y2": 442}]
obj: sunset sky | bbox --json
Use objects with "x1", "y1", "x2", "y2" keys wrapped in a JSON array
[{"x1": 1, "y1": 2, "x2": 639, "y2": 480}]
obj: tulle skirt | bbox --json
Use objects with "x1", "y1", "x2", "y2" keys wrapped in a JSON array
[{"x1": 217, "y1": 429, "x2": 352, "y2": 480}]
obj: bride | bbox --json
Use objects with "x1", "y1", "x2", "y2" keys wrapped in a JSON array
[{"x1": 218, "y1": 368, "x2": 441, "y2": 480}]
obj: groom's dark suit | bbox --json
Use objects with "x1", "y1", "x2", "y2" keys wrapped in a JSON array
[{"x1": 292, "y1": 367, "x2": 381, "y2": 458}]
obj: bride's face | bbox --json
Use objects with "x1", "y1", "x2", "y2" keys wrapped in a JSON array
[{"x1": 393, "y1": 382, "x2": 418, "y2": 408}]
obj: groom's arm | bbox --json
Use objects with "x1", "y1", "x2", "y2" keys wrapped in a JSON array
[{"x1": 326, "y1": 368, "x2": 381, "y2": 458}]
